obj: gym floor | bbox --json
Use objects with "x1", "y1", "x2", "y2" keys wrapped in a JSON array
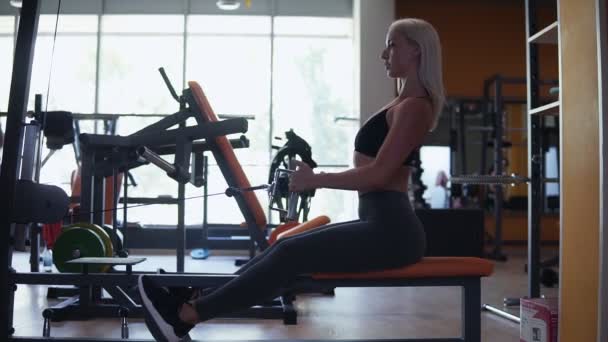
[{"x1": 10, "y1": 246, "x2": 558, "y2": 341}]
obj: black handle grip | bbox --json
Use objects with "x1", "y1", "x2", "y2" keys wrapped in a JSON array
[{"x1": 158, "y1": 67, "x2": 179, "y2": 102}]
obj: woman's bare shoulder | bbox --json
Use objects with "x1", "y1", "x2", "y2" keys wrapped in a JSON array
[{"x1": 388, "y1": 97, "x2": 433, "y2": 126}]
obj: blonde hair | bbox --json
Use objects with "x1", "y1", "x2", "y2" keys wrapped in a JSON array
[{"x1": 389, "y1": 18, "x2": 445, "y2": 131}]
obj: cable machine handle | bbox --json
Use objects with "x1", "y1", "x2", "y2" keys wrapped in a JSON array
[{"x1": 158, "y1": 67, "x2": 179, "y2": 103}]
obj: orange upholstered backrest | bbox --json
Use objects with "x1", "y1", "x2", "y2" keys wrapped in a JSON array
[{"x1": 188, "y1": 81, "x2": 267, "y2": 229}]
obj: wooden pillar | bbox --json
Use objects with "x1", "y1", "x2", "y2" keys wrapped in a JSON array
[{"x1": 559, "y1": 0, "x2": 601, "y2": 340}]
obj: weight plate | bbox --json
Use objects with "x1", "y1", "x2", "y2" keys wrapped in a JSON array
[
  {"x1": 53, "y1": 227, "x2": 106, "y2": 273},
  {"x1": 62, "y1": 223, "x2": 113, "y2": 272},
  {"x1": 66, "y1": 222, "x2": 114, "y2": 258},
  {"x1": 102, "y1": 224, "x2": 124, "y2": 253}
]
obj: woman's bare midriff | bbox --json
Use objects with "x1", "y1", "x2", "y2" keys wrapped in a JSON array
[{"x1": 354, "y1": 151, "x2": 410, "y2": 195}]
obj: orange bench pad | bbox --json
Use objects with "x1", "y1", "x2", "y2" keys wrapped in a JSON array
[
  {"x1": 312, "y1": 257, "x2": 494, "y2": 280},
  {"x1": 268, "y1": 221, "x2": 300, "y2": 245},
  {"x1": 188, "y1": 81, "x2": 267, "y2": 230},
  {"x1": 268, "y1": 215, "x2": 331, "y2": 244},
  {"x1": 276, "y1": 215, "x2": 330, "y2": 241}
]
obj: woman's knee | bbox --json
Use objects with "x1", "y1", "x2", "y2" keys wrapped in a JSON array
[{"x1": 271, "y1": 237, "x2": 307, "y2": 263}]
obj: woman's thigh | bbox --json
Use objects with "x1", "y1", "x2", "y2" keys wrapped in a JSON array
[{"x1": 275, "y1": 219, "x2": 405, "y2": 273}]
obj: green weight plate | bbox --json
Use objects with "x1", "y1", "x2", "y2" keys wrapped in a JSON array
[
  {"x1": 53, "y1": 227, "x2": 106, "y2": 273},
  {"x1": 66, "y1": 222, "x2": 114, "y2": 258}
]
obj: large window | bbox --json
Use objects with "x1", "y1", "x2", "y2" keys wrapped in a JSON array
[
  {"x1": 272, "y1": 16, "x2": 357, "y2": 222},
  {"x1": 29, "y1": 15, "x2": 98, "y2": 193},
  {"x1": 0, "y1": 16, "x2": 14, "y2": 113},
  {"x1": 1, "y1": 9, "x2": 356, "y2": 225},
  {"x1": 185, "y1": 15, "x2": 272, "y2": 225},
  {"x1": 0, "y1": 16, "x2": 14, "y2": 166},
  {"x1": 98, "y1": 15, "x2": 186, "y2": 224}
]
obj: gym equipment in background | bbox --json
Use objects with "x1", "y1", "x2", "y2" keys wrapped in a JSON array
[
  {"x1": 52, "y1": 222, "x2": 125, "y2": 273},
  {"x1": 268, "y1": 129, "x2": 317, "y2": 222}
]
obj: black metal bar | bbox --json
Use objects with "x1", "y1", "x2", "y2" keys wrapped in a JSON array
[
  {"x1": 203, "y1": 155, "x2": 209, "y2": 247},
  {"x1": 12, "y1": 270, "x2": 480, "y2": 289},
  {"x1": 458, "y1": 104, "x2": 467, "y2": 174},
  {"x1": 158, "y1": 67, "x2": 180, "y2": 102},
  {"x1": 529, "y1": 114, "x2": 542, "y2": 298},
  {"x1": 112, "y1": 166, "x2": 119, "y2": 255},
  {"x1": 175, "y1": 183, "x2": 186, "y2": 273},
  {"x1": 539, "y1": 117, "x2": 546, "y2": 212},
  {"x1": 130, "y1": 109, "x2": 193, "y2": 137},
  {"x1": 491, "y1": 77, "x2": 507, "y2": 261},
  {"x1": 129, "y1": 118, "x2": 248, "y2": 147},
  {"x1": 177, "y1": 130, "x2": 186, "y2": 273},
  {"x1": 122, "y1": 171, "x2": 128, "y2": 250},
  {"x1": 175, "y1": 132, "x2": 193, "y2": 183},
  {"x1": 78, "y1": 134, "x2": 131, "y2": 148},
  {"x1": 526, "y1": 0, "x2": 542, "y2": 299},
  {"x1": 0, "y1": 1, "x2": 40, "y2": 339},
  {"x1": 92, "y1": 172, "x2": 104, "y2": 226},
  {"x1": 480, "y1": 80, "x2": 491, "y2": 175},
  {"x1": 462, "y1": 279, "x2": 481, "y2": 342},
  {"x1": 29, "y1": 223, "x2": 40, "y2": 272},
  {"x1": 79, "y1": 149, "x2": 95, "y2": 223},
  {"x1": 152, "y1": 137, "x2": 248, "y2": 155},
  {"x1": 448, "y1": 107, "x2": 456, "y2": 176},
  {"x1": 119, "y1": 196, "x2": 181, "y2": 205},
  {"x1": 12, "y1": 272, "x2": 236, "y2": 287}
]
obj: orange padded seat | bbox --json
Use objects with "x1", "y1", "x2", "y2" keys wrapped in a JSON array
[
  {"x1": 312, "y1": 257, "x2": 493, "y2": 280},
  {"x1": 188, "y1": 81, "x2": 267, "y2": 230}
]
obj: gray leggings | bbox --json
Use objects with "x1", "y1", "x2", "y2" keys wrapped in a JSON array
[{"x1": 192, "y1": 191, "x2": 426, "y2": 322}]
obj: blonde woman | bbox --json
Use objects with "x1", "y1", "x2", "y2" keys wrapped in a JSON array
[{"x1": 139, "y1": 18, "x2": 445, "y2": 342}]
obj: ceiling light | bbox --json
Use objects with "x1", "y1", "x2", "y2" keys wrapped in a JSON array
[
  {"x1": 216, "y1": 0, "x2": 240, "y2": 11},
  {"x1": 9, "y1": 0, "x2": 22, "y2": 8}
]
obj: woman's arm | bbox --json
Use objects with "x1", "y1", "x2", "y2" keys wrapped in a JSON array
[{"x1": 290, "y1": 98, "x2": 433, "y2": 192}]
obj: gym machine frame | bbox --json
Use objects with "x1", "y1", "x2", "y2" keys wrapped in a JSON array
[
  {"x1": 481, "y1": 75, "x2": 556, "y2": 261},
  {"x1": 74, "y1": 74, "x2": 254, "y2": 273},
  {"x1": 0, "y1": 2, "x2": 288, "y2": 338},
  {"x1": 449, "y1": 75, "x2": 557, "y2": 264}
]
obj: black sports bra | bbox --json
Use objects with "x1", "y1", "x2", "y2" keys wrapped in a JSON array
[{"x1": 354, "y1": 108, "x2": 420, "y2": 167}]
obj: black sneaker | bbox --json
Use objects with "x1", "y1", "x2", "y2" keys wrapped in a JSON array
[
  {"x1": 138, "y1": 275, "x2": 194, "y2": 342},
  {"x1": 167, "y1": 287, "x2": 214, "y2": 302},
  {"x1": 156, "y1": 269, "x2": 204, "y2": 302}
]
